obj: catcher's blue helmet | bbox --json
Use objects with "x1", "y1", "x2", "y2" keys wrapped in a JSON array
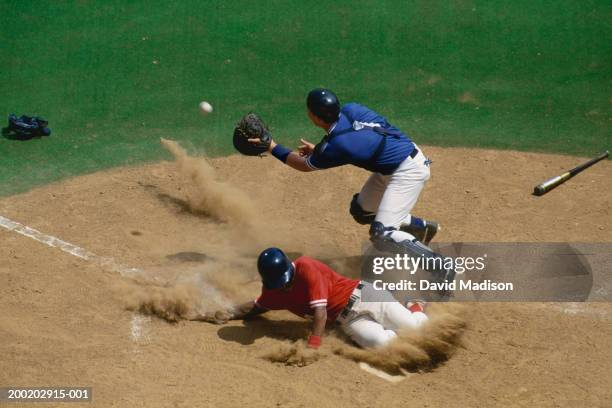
[
  {"x1": 257, "y1": 248, "x2": 295, "y2": 289},
  {"x1": 307, "y1": 88, "x2": 340, "y2": 124}
]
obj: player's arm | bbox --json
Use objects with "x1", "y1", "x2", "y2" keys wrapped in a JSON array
[
  {"x1": 247, "y1": 137, "x2": 314, "y2": 172},
  {"x1": 229, "y1": 301, "x2": 267, "y2": 320},
  {"x1": 269, "y1": 139, "x2": 314, "y2": 172},
  {"x1": 285, "y1": 153, "x2": 313, "y2": 172},
  {"x1": 303, "y1": 264, "x2": 329, "y2": 349},
  {"x1": 308, "y1": 306, "x2": 327, "y2": 349}
]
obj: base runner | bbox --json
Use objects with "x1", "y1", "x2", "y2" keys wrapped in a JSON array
[{"x1": 193, "y1": 248, "x2": 428, "y2": 349}]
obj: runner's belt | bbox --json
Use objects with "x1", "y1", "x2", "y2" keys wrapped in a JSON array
[{"x1": 340, "y1": 282, "x2": 364, "y2": 319}]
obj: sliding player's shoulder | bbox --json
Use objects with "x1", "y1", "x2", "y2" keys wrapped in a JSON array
[
  {"x1": 295, "y1": 256, "x2": 329, "y2": 275},
  {"x1": 294, "y1": 256, "x2": 317, "y2": 269}
]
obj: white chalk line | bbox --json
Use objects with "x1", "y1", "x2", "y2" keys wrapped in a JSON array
[
  {"x1": 0, "y1": 214, "x2": 155, "y2": 344},
  {"x1": 130, "y1": 314, "x2": 152, "y2": 344},
  {"x1": 0, "y1": 215, "x2": 143, "y2": 279}
]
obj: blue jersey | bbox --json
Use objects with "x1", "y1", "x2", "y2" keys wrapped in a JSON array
[{"x1": 306, "y1": 103, "x2": 415, "y2": 175}]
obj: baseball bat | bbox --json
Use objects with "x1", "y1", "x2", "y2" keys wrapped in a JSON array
[{"x1": 533, "y1": 150, "x2": 609, "y2": 196}]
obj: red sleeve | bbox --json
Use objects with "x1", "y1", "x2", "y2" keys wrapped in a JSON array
[
  {"x1": 300, "y1": 259, "x2": 329, "y2": 309},
  {"x1": 254, "y1": 290, "x2": 275, "y2": 310}
]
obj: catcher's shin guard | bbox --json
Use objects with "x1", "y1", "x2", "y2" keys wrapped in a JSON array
[{"x1": 369, "y1": 222, "x2": 455, "y2": 287}]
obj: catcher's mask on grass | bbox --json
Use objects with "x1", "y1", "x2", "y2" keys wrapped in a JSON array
[
  {"x1": 307, "y1": 88, "x2": 340, "y2": 124},
  {"x1": 3, "y1": 114, "x2": 51, "y2": 140},
  {"x1": 258, "y1": 248, "x2": 295, "y2": 289}
]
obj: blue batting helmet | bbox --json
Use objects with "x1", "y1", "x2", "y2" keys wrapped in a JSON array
[{"x1": 257, "y1": 248, "x2": 295, "y2": 289}]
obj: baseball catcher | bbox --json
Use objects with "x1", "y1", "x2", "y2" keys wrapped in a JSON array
[
  {"x1": 191, "y1": 248, "x2": 428, "y2": 349},
  {"x1": 233, "y1": 89, "x2": 455, "y2": 283}
]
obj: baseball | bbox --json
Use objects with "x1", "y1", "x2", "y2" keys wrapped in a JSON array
[{"x1": 199, "y1": 101, "x2": 213, "y2": 114}]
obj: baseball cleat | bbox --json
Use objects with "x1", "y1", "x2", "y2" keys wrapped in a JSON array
[
  {"x1": 422, "y1": 221, "x2": 439, "y2": 246},
  {"x1": 400, "y1": 220, "x2": 439, "y2": 245}
]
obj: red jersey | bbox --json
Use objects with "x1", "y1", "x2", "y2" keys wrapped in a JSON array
[{"x1": 255, "y1": 256, "x2": 360, "y2": 321}]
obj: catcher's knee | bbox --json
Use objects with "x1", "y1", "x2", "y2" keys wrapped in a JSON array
[{"x1": 350, "y1": 193, "x2": 376, "y2": 225}]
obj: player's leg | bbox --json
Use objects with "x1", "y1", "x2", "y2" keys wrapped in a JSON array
[
  {"x1": 351, "y1": 284, "x2": 429, "y2": 333},
  {"x1": 376, "y1": 146, "x2": 431, "y2": 233},
  {"x1": 368, "y1": 150, "x2": 455, "y2": 285},
  {"x1": 379, "y1": 301, "x2": 429, "y2": 331},
  {"x1": 350, "y1": 153, "x2": 436, "y2": 245},
  {"x1": 369, "y1": 220, "x2": 455, "y2": 286},
  {"x1": 340, "y1": 313, "x2": 398, "y2": 348},
  {"x1": 395, "y1": 147, "x2": 439, "y2": 244},
  {"x1": 369, "y1": 149, "x2": 433, "y2": 246}
]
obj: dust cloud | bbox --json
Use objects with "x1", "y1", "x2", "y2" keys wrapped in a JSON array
[
  {"x1": 160, "y1": 138, "x2": 256, "y2": 224},
  {"x1": 126, "y1": 284, "x2": 202, "y2": 322},
  {"x1": 333, "y1": 305, "x2": 466, "y2": 373},
  {"x1": 263, "y1": 340, "x2": 325, "y2": 367},
  {"x1": 158, "y1": 138, "x2": 291, "y2": 251},
  {"x1": 122, "y1": 263, "x2": 259, "y2": 322}
]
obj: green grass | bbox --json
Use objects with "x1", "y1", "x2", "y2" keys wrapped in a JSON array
[{"x1": 1, "y1": 0, "x2": 610, "y2": 196}]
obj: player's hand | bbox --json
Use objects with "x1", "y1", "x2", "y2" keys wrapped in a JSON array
[
  {"x1": 191, "y1": 310, "x2": 232, "y2": 324},
  {"x1": 298, "y1": 139, "x2": 315, "y2": 156},
  {"x1": 265, "y1": 340, "x2": 321, "y2": 367},
  {"x1": 248, "y1": 137, "x2": 276, "y2": 152},
  {"x1": 295, "y1": 347, "x2": 320, "y2": 367}
]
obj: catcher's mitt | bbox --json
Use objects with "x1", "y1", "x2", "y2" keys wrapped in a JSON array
[{"x1": 233, "y1": 112, "x2": 271, "y2": 156}]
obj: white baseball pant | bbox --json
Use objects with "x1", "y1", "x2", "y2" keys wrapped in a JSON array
[
  {"x1": 357, "y1": 144, "x2": 431, "y2": 243},
  {"x1": 337, "y1": 283, "x2": 428, "y2": 348}
]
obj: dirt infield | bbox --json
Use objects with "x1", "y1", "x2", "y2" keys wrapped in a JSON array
[{"x1": 1, "y1": 145, "x2": 610, "y2": 407}]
